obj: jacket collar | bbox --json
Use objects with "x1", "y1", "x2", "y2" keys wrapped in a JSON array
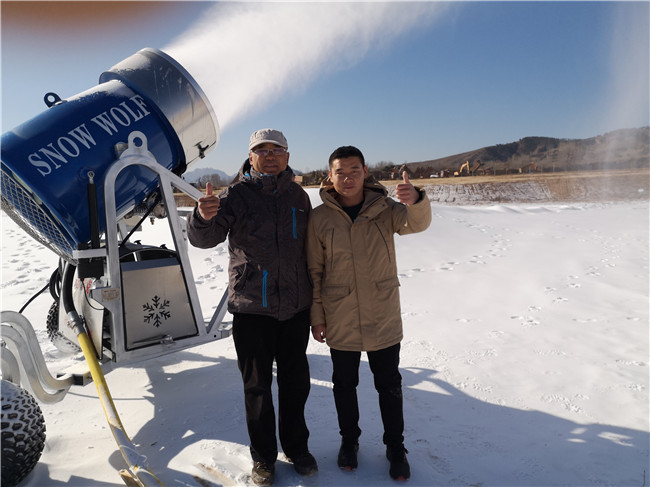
[
  {"x1": 320, "y1": 175, "x2": 388, "y2": 219},
  {"x1": 236, "y1": 158, "x2": 296, "y2": 194}
]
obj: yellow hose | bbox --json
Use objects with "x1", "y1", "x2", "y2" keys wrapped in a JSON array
[{"x1": 76, "y1": 329, "x2": 164, "y2": 487}]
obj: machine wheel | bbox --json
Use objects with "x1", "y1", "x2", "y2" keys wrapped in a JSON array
[
  {"x1": 1, "y1": 379, "x2": 46, "y2": 487},
  {"x1": 46, "y1": 300, "x2": 81, "y2": 354}
]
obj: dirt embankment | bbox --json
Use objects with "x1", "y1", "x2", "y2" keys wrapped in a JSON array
[
  {"x1": 176, "y1": 169, "x2": 649, "y2": 206},
  {"x1": 385, "y1": 169, "x2": 650, "y2": 204}
]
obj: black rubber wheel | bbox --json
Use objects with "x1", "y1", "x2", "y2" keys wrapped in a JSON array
[
  {"x1": 1, "y1": 379, "x2": 46, "y2": 487},
  {"x1": 46, "y1": 300, "x2": 81, "y2": 354}
]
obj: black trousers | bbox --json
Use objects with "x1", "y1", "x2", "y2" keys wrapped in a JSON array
[
  {"x1": 232, "y1": 310, "x2": 311, "y2": 464},
  {"x1": 330, "y1": 343, "x2": 404, "y2": 447}
]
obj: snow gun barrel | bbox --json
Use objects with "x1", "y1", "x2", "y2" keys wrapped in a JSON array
[{"x1": 0, "y1": 48, "x2": 219, "y2": 262}]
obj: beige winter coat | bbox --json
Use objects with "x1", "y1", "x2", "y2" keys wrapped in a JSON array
[{"x1": 306, "y1": 177, "x2": 432, "y2": 352}]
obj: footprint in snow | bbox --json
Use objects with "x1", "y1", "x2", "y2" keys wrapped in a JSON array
[
  {"x1": 399, "y1": 268, "x2": 424, "y2": 278},
  {"x1": 511, "y1": 315, "x2": 540, "y2": 326},
  {"x1": 573, "y1": 317, "x2": 598, "y2": 323}
]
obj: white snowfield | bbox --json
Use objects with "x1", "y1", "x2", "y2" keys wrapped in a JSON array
[{"x1": 1, "y1": 186, "x2": 648, "y2": 487}]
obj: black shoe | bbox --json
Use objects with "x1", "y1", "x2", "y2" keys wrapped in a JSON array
[
  {"x1": 336, "y1": 442, "x2": 359, "y2": 471},
  {"x1": 337, "y1": 442, "x2": 359, "y2": 471},
  {"x1": 386, "y1": 444, "x2": 410, "y2": 481},
  {"x1": 251, "y1": 461, "x2": 275, "y2": 486},
  {"x1": 289, "y1": 451, "x2": 318, "y2": 476}
]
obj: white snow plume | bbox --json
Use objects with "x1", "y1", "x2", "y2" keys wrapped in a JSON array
[
  {"x1": 606, "y1": 2, "x2": 649, "y2": 134},
  {"x1": 164, "y1": 2, "x2": 443, "y2": 131}
]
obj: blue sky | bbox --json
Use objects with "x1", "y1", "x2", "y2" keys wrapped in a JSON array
[{"x1": 2, "y1": 1, "x2": 648, "y2": 177}]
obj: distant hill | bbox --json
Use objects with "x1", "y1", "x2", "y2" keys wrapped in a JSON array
[
  {"x1": 184, "y1": 128, "x2": 648, "y2": 184},
  {"x1": 405, "y1": 127, "x2": 649, "y2": 177},
  {"x1": 183, "y1": 166, "x2": 304, "y2": 187},
  {"x1": 183, "y1": 167, "x2": 234, "y2": 187}
]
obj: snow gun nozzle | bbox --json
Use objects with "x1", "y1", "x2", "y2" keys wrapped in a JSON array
[{"x1": 0, "y1": 48, "x2": 219, "y2": 263}]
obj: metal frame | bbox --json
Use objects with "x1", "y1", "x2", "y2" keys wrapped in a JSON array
[
  {"x1": 1, "y1": 130, "x2": 230, "y2": 400},
  {"x1": 74, "y1": 130, "x2": 231, "y2": 364}
]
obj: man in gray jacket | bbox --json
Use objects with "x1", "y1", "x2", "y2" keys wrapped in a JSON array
[{"x1": 187, "y1": 129, "x2": 316, "y2": 486}]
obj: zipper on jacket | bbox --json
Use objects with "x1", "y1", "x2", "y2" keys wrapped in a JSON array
[
  {"x1": 329, "y1": 229, "x2": 335, "y2": 272},
  {"x1": 262, "y1": 269, "x2": 268, "y2": 308},
  {"x1": 291, "y1": 207, "x2": 297, "y2": 239}
]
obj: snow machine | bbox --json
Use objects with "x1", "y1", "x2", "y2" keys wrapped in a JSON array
[{"x1": 1, "y1": 48, "x2": 231, "y2": 487}]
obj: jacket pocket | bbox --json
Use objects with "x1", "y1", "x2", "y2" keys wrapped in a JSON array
[
  {"x1": 291, "y1": 207, "x2": 298, "y2": 239},
  {"x1": 376, "y1": 276, "x2": 400, "y2": 291},
  {"x1": 262, "y1": 269, "x2": 268, "y2": 308},
  {"x1": 291, "y1": 206, "x2": 308, "y2": 241}
]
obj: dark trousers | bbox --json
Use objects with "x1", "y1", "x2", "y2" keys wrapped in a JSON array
[
  {"x1": 232, "y1": 310, "x2": 311, "y2": 464},
  {"x1": 330, "y1": 343, "x2": 404, "y2": 447}
]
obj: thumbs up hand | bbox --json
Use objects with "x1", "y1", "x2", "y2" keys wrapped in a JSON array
[
  {"x1": 197, "y1": 181, "x2": 220, "y2": 220},
  {"x1": 396, "y1": 170, "x2": 419, "y2": 205}
]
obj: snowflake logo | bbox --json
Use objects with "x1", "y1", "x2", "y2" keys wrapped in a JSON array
[{"x1": 142, "y1": 295, "x2": 171, "y2": 328}]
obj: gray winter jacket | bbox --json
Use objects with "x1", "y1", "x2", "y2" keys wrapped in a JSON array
[{"x1": 187, "y1": 160, "x2": 313, "y2": 321}]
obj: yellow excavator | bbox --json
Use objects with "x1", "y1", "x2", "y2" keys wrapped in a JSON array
[{"x1": 455, "y1": 160, "x2": 471, "y2": 177}]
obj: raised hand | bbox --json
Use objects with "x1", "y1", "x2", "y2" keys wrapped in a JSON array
[
  {"x1": 197, "y1": 182, "x2": 220, "y2": 220},
  {"x1": 395, "y1": 171, "x2": 419, "y2": 205}
]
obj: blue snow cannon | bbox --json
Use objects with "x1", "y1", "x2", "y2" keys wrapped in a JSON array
[
  {"x1": 0, "y1": 48, "x2": 234, "y2": 487},
  {"x1": 0, "y1": 48, "x2": 218, "y2": 262}
]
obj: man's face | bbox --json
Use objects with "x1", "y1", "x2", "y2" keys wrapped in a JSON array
[
  {"x1": 329, "y1": 156, "x2": 368, "y2": 204},
  {"x1": 249, "y1": 143, "x2": 290, "y2": 176}
]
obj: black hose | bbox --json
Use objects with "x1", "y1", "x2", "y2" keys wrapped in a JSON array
[
  {"x1": 60, "y1": 261, "x2": 77, "y2": 315},
  {"x1": 48, "y1": 266, "x2": 62, "y2": 301},
  {"x1": 18, "y1": 282, "x2": 50, "y2": 314},
  {"x1": 18, "y1": 265, "x2": 62, "y2": 314},
  {"x1": 60, "y1": 260, "x2": 89, "y2": 340}
]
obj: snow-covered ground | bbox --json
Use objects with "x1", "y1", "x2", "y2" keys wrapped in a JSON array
[{"x1": 1, "y1": 188, "x2": 648, "y2": 487}]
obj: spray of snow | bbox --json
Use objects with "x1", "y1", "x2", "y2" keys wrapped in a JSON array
[
  {"x1": 164, "y1": 2, "x2": 443, "y2": 131},
  {"x1": 606, "y1": 2, "x2": 649, "y2": 135}
]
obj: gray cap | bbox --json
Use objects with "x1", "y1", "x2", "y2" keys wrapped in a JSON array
[{"x1": 249, "y1": 128, "x2": 288, "y2": 150}]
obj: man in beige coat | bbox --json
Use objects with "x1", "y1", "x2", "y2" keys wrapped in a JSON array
[{"x1": 306, "y1": 146, "x2": 431, "y2": 481}]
